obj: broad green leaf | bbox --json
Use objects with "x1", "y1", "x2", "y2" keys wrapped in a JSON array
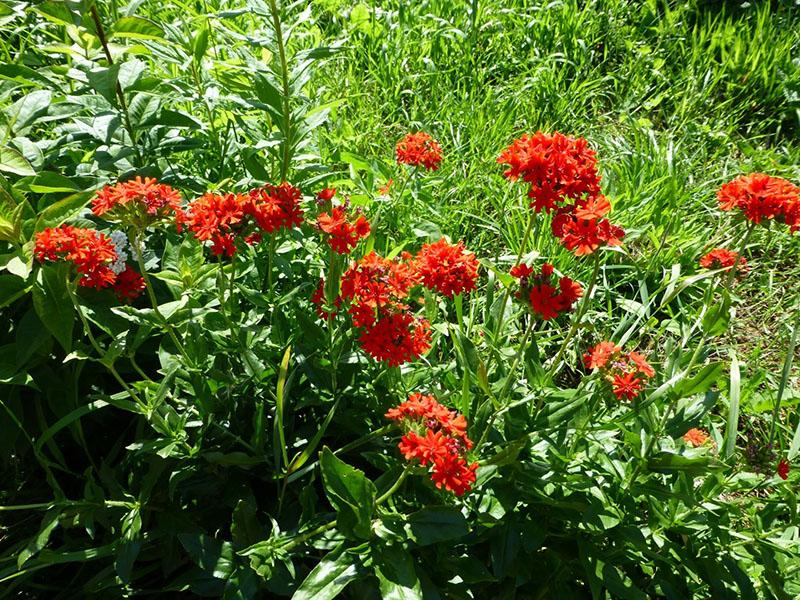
[
  {"x1": 647, "y1": 451, "x2": 725, "y2": 475},
  {"x1": 0, "y1": 145, "x2": 36, "y2": 176},
  {"x1": 35, "y1": 193, "x2": 92, "y2": 230},
  {"x1": 5, "y1": 90, "x2": 51, "y2": 135},
  {"x1": 319, "y1": 447, "x2": 376, "y2": 540},
  {"x1": 292, "y1": 543, "x2": 364, "y2": 600},
  {"x1": 178, "y1": 533, "x2": 235, "y2": 580},
  {"x1": 373, "y1": 544, "x2": 423, "y2": 600},
  {"x1": 675, "y1": 362, "x2": 723, "y2": 398},
  {"x1": 112, "y1": 16, "x2": 164, "y2": 40},
  {"x1": 407, "y1": 506, "x2": 468, "y2": 546},
  {"x1": 26, "y1": 172, "x2": 80, "y2": 194},
  {"x1": 32, "y1": 266, "x2": 74, "y2": 352}
]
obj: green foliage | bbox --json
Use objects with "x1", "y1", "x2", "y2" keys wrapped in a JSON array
[{"x1": 1, "y1": 0, "x2": 799, "y2": 598}]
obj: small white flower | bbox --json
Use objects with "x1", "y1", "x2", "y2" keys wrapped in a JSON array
[{"x1": 109, "y1": 230, "x2": 129, "y2": 274}]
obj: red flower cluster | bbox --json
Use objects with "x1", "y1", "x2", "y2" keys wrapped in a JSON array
[
  {"x1": 699, "y1": 248, "x2": 748, "y2": 275},
  {"x1": 386, "y1": 393, "x2": 478, "y2": 496},
  {"x1": 396, "y1": 132, "x2": 443, "y2": 171},
  {"x1": 777, "y1": 458, "x2": 790, "y2": 480},
  {"x1": 92, "y1": 176, "x2": 185, "y2": 226},
  {"x1": 497, "y1": 132, "x2": 601, "y2": 213},
  {"x1": 551, "y1": 196, "x2": 625, "y2": 256},
  {"x1": 311, "y1": 278, "x2": 340, "y2": 319},
  {"x1": 717, "y1": 174, "x2": 800, "y2": 231},
  {"x1": 316, "y1": 206, "x2": 371, "y2": 254},
  {"x1": 34, "y1": 226, "x2": 145, "y2": 302},
  {"x1": 113, "y1": 266, "x2": 146, "y2": 302},
  {"x1": 683, "y1": 428, "x2": 712, "y2": 448},
  {"x1": 414, "y1": 238, "x2": 479, "y2": 297},
  {"x1": 583, "y1": 341, "x2": 655, "y2": 400},
  {"x1": 34, "y1": 225, "x2": 118, "y2": 289},
  {"x1": 339, "y1": 252, "x2": 430, "y2": 366},
  {"x1": 186, "y1": 183, "x2": 303, "y2": 257},
  {"x1": 510, "y1": 263, "x2": 582, "y2": 320}
]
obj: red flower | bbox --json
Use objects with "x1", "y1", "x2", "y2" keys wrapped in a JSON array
[
  {"x1": 717, "y1": 173, "x2": 800, "y2": 230},
  {"x1": 414, "y1": 239, "x2": 479, "y2": 297},
  {"x1": 396, "y1": 132, "x2": 443, "y2": 171},
  {"x1": 92, "y1": 176, "x2": 185, "y2": 226},
  {"x1": 777, "y1": 458, "x2": 790, "y2": 480},
  {"x1": 113, "y1": 266, "x2": 145, "y2": 302},
  {"x1": 311, "y1": 278, "x2": 340, "y2": 319},
  {"x1": 358, "y1": 312, "x2": 431, "y2": 366},
  {"x1": 317, "y1": 188, "x2": 336, "y2": 201},
  {"x1": 584, "y1": 341, "x2": 654, "y2": 401},
  {"x1": 552, "y1": 207, "x2": 625, "y2": 256},
  {"x1": 387, "y1": 393, "x2": 477, "y2": 496},
  {"x1": 509, "y1": 264, "x2": 533, "y2": 279},
  {"x1": 34, "y1": 225, "x2": 118, "y2": 290},
  {"x1": 211, "y1": 233, "x2": 237, "y2": 257},
  {"x1": 186, "y1": 192, "x2": 247, "y2": 242},
  {"x1": 516, "y1": 263, "x2": 582, "y2": 319},
  {"x1": 699, "y1": 248, "x2": 748, "y2": 275},
  {"x1": 341, "y1": 252, "x2": 418, "y2": 326},
  {"x1": 497, "y1": 132, "x2": 601, "y2": 212},
  {"x1": 316, "y1": 206, "x2": 370, "y2": 254},
  {"x1": 682, "y1": 428, "x2": 710, "y2": 447},
  {"x1": 583, "y1": 341, "x2": 621, "y2": 369},
  {"x1": 611, "y1": 372, "x2": 644, "y2": 400},
  {"x1": 430, "y1": 455, "x2": 478, "y2": 497},
  {"x1": 247, "y1": 182, "x2": 304, "y2": 233}
]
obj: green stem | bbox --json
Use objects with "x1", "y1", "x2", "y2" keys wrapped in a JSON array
[
  {"x1": 65, "y1": 279, "x2": 145, "y2": 407},
  {"x1": 547, "y1": 251, "x2": 601, "y2": 380},
  {"x1": 89, "y1": 5, "x2": 143, "y2": 168},
  {"x1": 267, "y1": 0, "x2": 292, "y2": 180},
  {"x1": 132, "y1": 236, "x2": 192, "y2": 365},
  {"x1": 767, "y1": 308, "x2": 800, "y2": 447},
  {"x1": 376, "y1": 466, "x2": 412, "y2": 504},
  {"x1": 475, "y1": 316, "x2": 535, "y2": 453},
  {"x1": 491, "y1": 210, "x2": 536, "y2": 343}
]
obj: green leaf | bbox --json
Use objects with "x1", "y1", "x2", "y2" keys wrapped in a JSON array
[
  {"x1": 35, "y1": 193, "x2": 92, "y2": 230},
  {"x1": 407, "y1": 506, "x2": 468, "y2": 546},
  {"x1": 647, "y1": 451, "x2": 725, "y2": 475},
  {"x1": 178, "y1": 533, "x2": 235, "y2": 580},
  {"x1": 319, "y1": 447, "x2": 376, "y2": 540},
  {"x1": 675, "y1": 362, "x2": 723, "y2": 398},
  {"x1": 112, "y1": 16, "x2": 165, "y2": 40},
  {"x1": 373, "y1": 544, "x2": 423, "y2": 600},
  {"x1": 0, "y1": 145, "x2": 36, "y2": 176},
  {"x1": 231, "y1": 498, "x2": 263, "y2": 548},
  {"x1": 725, "y1": 351, "x2": 740, "y2": 459},
  {"x1": 193, "y1": 25, "x2": 210, "y2": 64},
  {"x1": 32, "y1": 266, "x2": 74, "y2": 352},
  {"x1": 87, "y1": 65, "x2": 121, "y2": 103},
  {"x1": 292, "y1": 543, "x2": 364, "y2": 600},
  {"x1": 18, "y1": 510, "x2": 60, "y2": 568},
  {"x1": 34, "y1": 400, "x2": 109, "y2": 454},
  {"x1": 27, "y1": 172, "x2": 80, "y2": 194}
]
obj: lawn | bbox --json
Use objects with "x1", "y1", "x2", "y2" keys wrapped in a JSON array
[{"x1": 1, "y1": 0, "x2": 799, "y2": 597}]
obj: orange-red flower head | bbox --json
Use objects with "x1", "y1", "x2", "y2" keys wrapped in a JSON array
[
  {"x1": 583, "y1": 341, "x2": 655, "y2": 401},
  {"x1": 497, "y1": 132, "x2": 601, "y2": 212},
  {"x1": 699, "y1": 248, "x2": 748, "y2": 276},
  {"x1": 387, "y1": 393, "x2": 477, "y2": 496},
  {"x1": 414, "y1": 239, "x2": 479, "y2": 298},
  {"x1": 92, "y1": 177, "x2": 185, "y2": 228},
  {"x1": 682, "y1": 428, "x2": 711, "y2": 447},
  {"x1": 512, "y1": 263, "x2": 582, "y2": 320},
  {"x1": 316, "y1": 206, "x2": 370, "y2": 254},
  {"x1": 777, "y1": 458, "x2": 790, "y2": 480},
  {"x1": 34, "y1": 225, "x2": 118, "y2": 290},
  {"x1": 396, "y1": 132, "x2": 443, "y2": 171},
  {"x1": 717, "y1": 173, "x2": 800, "y2": 231}
]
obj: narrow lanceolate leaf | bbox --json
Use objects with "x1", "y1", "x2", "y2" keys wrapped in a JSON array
[
  {"x1": 319, "y1": 447, "x2": 376, "y2": 540},
  {"x1": 724, "y1": 351, "x2": 740, "y2": 459},
  {"x1": 274, "y1": 345, "x2": 291, "y2": 469}
]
